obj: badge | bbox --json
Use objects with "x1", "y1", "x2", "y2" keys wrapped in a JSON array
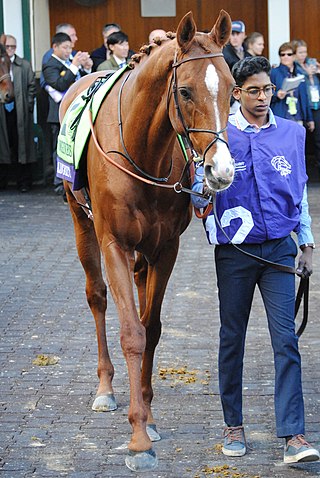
[
  {"x1": 286, "y1": 96, "x2": 298, "y2": 115},
  {"x1": 310, "y1": 85, "x2": 320, "y2": 103}
]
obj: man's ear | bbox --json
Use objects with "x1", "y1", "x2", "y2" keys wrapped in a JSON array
[{"x1": 233, "y1": 87, "x2": 241, "y2": 102}]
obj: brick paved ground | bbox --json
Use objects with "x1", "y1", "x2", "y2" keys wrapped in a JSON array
[{"x1": 0, "y1": 184, "x2": 319, "y2": 478}]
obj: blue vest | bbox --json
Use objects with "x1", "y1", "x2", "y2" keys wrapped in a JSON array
[{"x1": 204, "y1": 117, "x2": 307, "y2": 245}]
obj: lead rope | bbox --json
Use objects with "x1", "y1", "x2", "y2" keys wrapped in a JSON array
[{"x1": 193, "y1": 200, "x2": 309, "y2": 336}]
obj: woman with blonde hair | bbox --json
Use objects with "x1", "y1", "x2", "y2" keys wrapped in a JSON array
[{"x1": 245, "y1": 32, "x2": 264, "y2": 57}]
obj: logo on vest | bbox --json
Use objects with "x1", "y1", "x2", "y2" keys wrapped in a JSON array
[
  {"x1": 271, "y1": 156, "x2": 292, "y2": 176},
  {"x1": 235, "y1": 161, "x2": 246, "y2": 172}
]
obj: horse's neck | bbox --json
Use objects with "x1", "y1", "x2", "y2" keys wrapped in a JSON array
[{"x1": 124, "y1": 48, "x2": 176, "y2": 160}]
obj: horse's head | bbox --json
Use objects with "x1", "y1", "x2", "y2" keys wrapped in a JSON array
[
  {"x1": 0, "y1": 34, "x2": 14, "y2": 103},
  {"x1": 169, "y1": 11, "x2": 235, "y2": 192}
]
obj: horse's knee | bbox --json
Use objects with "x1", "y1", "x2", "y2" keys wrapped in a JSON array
[
  {"x1": 86, "y1": 284, "x2": 107, "y2": 312},
  {"x1": 120, "y1": 321, "x2": 146, "y2": 356}
]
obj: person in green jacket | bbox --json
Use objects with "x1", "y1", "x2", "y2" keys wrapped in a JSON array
[{"x1": 97, "y1": 31, "x2": 129, "y2": 72}]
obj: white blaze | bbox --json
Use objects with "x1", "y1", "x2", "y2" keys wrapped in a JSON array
[{"x1": 204, "y1": 63, "x2": 233, "y2": 178}]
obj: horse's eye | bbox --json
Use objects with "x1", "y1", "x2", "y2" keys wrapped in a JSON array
[{"x1": 179, "y1": 87, "x2": 191, "y2": 101}]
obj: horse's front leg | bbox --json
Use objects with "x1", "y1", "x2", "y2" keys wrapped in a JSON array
[
  {"x1": 66, "y1": 187, "x2": 116, "y2": 412},
  {"x1": 103, "y1": 242, "x2": 157, "y2": 472},
  {"x1": 139, "y1": 238, "x2": 179, "y2": 441}
]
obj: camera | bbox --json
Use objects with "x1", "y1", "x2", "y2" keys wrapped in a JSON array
[{"x1": 307, "y1": 57, "x2": 317, "y2": 66}]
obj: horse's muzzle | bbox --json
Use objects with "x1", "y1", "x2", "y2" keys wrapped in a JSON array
[{"x1": 204, "y1": 160, "x2": 234, "y2": 192}]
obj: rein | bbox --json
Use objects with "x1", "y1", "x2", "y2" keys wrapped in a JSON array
[
  {"x1": 85, "y1": 50, "x2": 309, "y2": 335},
  {"x1": 210, "y1": 201, "x2": 309, "y2": 337},
  {"x1": 88, "y1": 107, "x2": 203, "y2": 196},
  {"x1": 106, "y1": 71, "x2": 174, "y2": 183},
  {"x1": 87, "y1": 50, "x2": 230, "y2": 195}
]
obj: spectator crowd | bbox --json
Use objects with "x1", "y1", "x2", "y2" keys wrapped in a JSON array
[{"x1": 1, "y1": 17, "x2": 320, "y2": 191}]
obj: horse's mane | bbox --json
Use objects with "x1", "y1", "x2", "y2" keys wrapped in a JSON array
[
  {"x1": 128, "y1": 29, "x2": 216, "y2": 69},
  {"x1": 128, "y1": 31, "x2": 176, "y2": 68},
  {"x1": 0, "y1": 43, "x2": 6, "y2": 55}
]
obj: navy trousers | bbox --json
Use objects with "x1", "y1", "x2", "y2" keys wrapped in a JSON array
[{"x1": 215, "y1": 235, "x2": 305, "y2": 438}]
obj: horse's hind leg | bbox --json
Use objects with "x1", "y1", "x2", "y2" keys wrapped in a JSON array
[{"x1": 66, "y1": 185, "x2": 116, "y2": 411}]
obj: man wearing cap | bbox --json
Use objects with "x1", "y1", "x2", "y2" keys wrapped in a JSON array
[{"x1": 223, "y1": 20, "x2": 249, "y2": 70}]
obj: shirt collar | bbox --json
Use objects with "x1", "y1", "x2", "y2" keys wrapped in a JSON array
[
  {"x1": 52, "y1": 53, "x2": 69, "y2": 66},
  {"x1": 230, "y1": 106, "x2": 277, "y2": 132},
  {"x1": 113, "y1": 54, "x2": 125, "y2": 66}
]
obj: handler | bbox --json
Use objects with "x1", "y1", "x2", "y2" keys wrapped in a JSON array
[{"x1": 192, "y1": 56, "x2": 319, "y2": 464}]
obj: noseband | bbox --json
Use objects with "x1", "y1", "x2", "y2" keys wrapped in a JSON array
[{"x1": 171, "y1": 51, "x2": 229, "y2": 159}]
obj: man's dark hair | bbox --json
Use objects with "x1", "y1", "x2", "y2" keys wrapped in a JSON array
[
  {"x1": 52, "y1": 32, "x2": 71, "y2": 46},
  {"x1": 232, "y1": 56, "x2": 271, "y2": 87},
  {"x1": 107, "y1": 31, "x2": 128, "y2": 47}
]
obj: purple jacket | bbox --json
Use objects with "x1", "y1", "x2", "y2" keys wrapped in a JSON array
[{"x1": 192, "y1": 117, "x2": 308, "y2": 245}]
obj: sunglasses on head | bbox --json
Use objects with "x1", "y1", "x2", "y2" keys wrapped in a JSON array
[{"x1": 280, "y1": 52, "x2": 293, "y2": 57}]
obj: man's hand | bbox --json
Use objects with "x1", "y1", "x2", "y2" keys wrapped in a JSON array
[
  {"x1": 277, "y1": 89, "x2": 287, "y2": 100},
  {"x1": 72, "y1": 51, "x2": 84, "y2": 68},
  {"x1": 296, "y1": 247, "x2": 313, "y2": 278},
  {"x1": 307, "y1": 121, "x2": 315, "y2": 132},
  {"x1": 202, "y1": 179, "x2": 215, "y2": 201},
  {"x1": 80, "y1": 53, "x2": 93, "y2": 70}
]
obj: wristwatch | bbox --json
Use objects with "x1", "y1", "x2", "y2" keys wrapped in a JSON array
[{"x1": 300, "y1": 243, "x2": 315, "y2": 250}]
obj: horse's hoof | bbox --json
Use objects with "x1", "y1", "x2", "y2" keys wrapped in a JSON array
[
  {"x1": 146, "y1": 424, "x2": 161, "y2": 442},
  {"x1": 125, "y1": 448, "x2": 158, "y2": 472},
  {"x1": 92, "y1": 393, "x2": 117, "y2": 412}
]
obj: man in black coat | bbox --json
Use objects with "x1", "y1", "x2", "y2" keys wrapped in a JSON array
[
  {"x1": 42, "y1": 32, "x2": 89, "y2": 194},
  {"x1": 0, "y1": 35, "x2": 36, "y2": 191}
]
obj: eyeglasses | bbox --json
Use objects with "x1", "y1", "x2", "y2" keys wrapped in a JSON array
[
  {"x1": 235, "y1": 84, "x2": 276, "y2": 99},
  {"x1": 5, "y1": 45, "x2": 16, "y2": 49},
  {"x1": 280, "y1": 52, "x2": 293, "y2": 57}
]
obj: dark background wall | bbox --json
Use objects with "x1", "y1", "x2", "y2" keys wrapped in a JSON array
[
  {"x1": 48, "y1": 0, "x2": 269, "y2": 57},
  {"x1": 290, "y1": 0, "x2": 320, "y2": 58}
]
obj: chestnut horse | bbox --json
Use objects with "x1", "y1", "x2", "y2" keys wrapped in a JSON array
[
  {"x1": 60, "y1": 11, "x2": 235, "y2": 471},
  {"x1": 0, "y1": 35, "x2": 14, "y2": 103}
]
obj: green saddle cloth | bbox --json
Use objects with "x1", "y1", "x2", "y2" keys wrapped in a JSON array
[{"x1": 57, "y1": 67, "x2": 127, "y2": 170}]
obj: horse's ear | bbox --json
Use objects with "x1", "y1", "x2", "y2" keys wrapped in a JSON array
[
  {"x1": 0, "y1": 33, "x2": 6, "y2": 45},
  {"x1": 176, "y1": 11, "x2": 196, "y2": 52},
  {"x1": 209, "y1": 9, "x2": 232, "y2": 48}
]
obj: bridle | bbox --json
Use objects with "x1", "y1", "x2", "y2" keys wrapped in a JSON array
[
  {"x1": 98, "y1": 50, "x2": 230, "y2": 184},
  {"x1": 171, "y1": 51, "x2": 229, "y2": 159}
]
